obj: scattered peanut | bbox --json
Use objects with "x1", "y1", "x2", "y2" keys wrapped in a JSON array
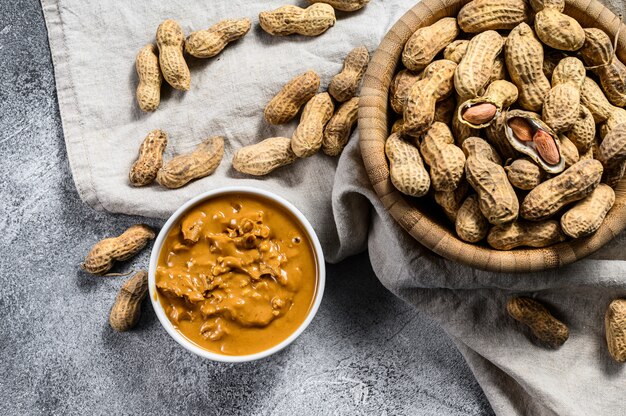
[
  {"x1": 82, "y1": 225, "x2": 155, "y2": 275},
  {"x1": 443, "y1": 40, "x2": 469, "y2": 64},
  {"x1": 403, "y1": 60, "x2": 457, "y2": 137},
  {"x1": 505, "y1": 158, "x2": 543, "y2": 190},
  {"x1": 505, "y1": 23, "x2": 551, "y2": 111},
  {"x1": 567, "y1": 106, "x2": 596, "y2": 153},
  {"x1": 579, "y1": 28, "x2": 626, "y2": 107},
  {"x1": 386, "y1": 132, "x2": 430, "y2": 197},
  {"x1": 265, "y1": 70, "x2": 320, "y2": 125},
  {"x1": 156, "y1": 137, "x2": 224, "y2": 189},
  {"x1": 455, "y1": 194, "x2": 489, "y2": 243},
  {"x1": 129, "y1": 130, "x2": 168, "y2": 187},
  {"x1": 156, "y1": 19, "x2": 190, "y2": 91},
  {"x1": 109, "y1": 270, "x2": 148, "y2": 332},
  {"x1": 259, "y1": 4, "x2": 336, "y2": 37},
  {"x1": 457, "y1": 0, "x2": 531, "y2": 33},
  {"x1": 307, "y1": 0, "x2": 369, "y2": 12},
  {"x1": 605, "y1": 299, "x2": 626, "y2": 363},
  {"x1": 559, "y1": 135, "x2": 579, "y2": 168},
  {"x1": 135, "y1": 44, "x2": 162, "y2": 112},
  {"x1": 454, "y1": 30, "x2": 504, "y2": 98},
  {"x1": 185, "y1": 18, "x2": 251, "y2": 58},
  {"x1": 542, "y1": 57, "x2": 585, "y2": 133},
  {"x1": 435, "y1": 181, "x2": 469, "y2": 222},
  {"x1": 233, "y1": 137, "x2": 297, "y2": 176},
  {"x1": 463, "y1": 137, "x2": 518, "y2": 225},
  {"x1": 329, "y1": 46, "x2": 369, "y2": 102},
  {"x1": 597, "y1": 123, "x2": 626, "y2": 187},
  {"x1": 531, "y1": 0, "x2": 585, "y2": 51},
  {"x1": 390, "y1": 69, "x2": 422, "y2": 114},
  {"x1": 561, "y1": 184, "x2": 615, "y2": 238},
  {"x1": 292, "y1": 92, "x2": 334, "y2": 158},
  {"x1": 323, "y1": 97, "x2": 359, "y2": 156},
  {"x1": 488, "y1": 220, "x2": 565, "y2": 250},
  {"x1": 420, "y1": 122, "x2": 466, "y2": 192},
  {"x1": 521, "y1": 159, "x2": 603, "y2": 221},
  {"x1": 402, "y1": 18, "x2": 459, "y2": 72},
  {"x1": 507, "y1": 297, "x2": 569, "y2": 348}
]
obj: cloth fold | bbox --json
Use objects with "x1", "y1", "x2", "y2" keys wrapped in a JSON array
[{"x1": 42, "y1": 0, "x2": 626, "y2": 414}]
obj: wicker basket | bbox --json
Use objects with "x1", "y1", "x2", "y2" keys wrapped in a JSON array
[{"x1": 359, "y1": 0, "x2": 626, "y2": 272}]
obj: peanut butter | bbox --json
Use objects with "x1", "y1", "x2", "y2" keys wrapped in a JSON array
[{"x1": 156, "y1": 193, "x2": 318, "y2": 356}]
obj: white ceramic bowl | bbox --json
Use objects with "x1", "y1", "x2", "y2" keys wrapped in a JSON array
[{"x1": 148, "y1": 186, "x2": 326, "y2": 363}]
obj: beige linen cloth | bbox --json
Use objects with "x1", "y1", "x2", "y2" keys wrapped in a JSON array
[{"x1": 42, "y1": 0, "x2": 626, "y2": 414}]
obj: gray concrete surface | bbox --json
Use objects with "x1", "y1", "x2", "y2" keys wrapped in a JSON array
[{"x1": 0, "y1": 1, "x2": 492, "y2": 414}]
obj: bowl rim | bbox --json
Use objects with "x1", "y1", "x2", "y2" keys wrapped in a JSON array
[
  {"x1": 148, "y1": 185, "x2": 326, "y2": 363},
  {"x1": 358, "y1": 0, "x2": 626, "y2": 273}
]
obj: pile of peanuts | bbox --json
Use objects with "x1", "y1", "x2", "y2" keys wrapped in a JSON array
[
  {"x1": 387, "y1": 0, "x2": 626, "y2": 251},
  {"x1": 130, "y1": 0, "x2": 370, "y2": 189}
]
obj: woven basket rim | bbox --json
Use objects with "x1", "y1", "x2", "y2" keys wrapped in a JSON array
[{"x1": 358, "y1": 0, "x2": 626, "y2": 272}]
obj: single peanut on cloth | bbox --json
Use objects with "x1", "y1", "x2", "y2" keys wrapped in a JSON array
[
  {"x1": 455, "y1": 194, "x2": 489, "y2": 243},
  {"x1": 605, "y1": 299, "x2": 626, "y2": 363},
  {"x1": 291, "y1": 92, "x2": 334, "y2": 158},
  {"x1": 403, "y1": 59, "x2": 457, "y2": 137},
  {"x1": 109, "y1": 270, "x2": 148, "y2": 332},
  {"x1": 323, "y1": 97, "x2": 359, "y2": 156},
  {"x1": 561, "y1": 184, "x2": 615, "y2": 238},
  {"x1": 458, "y1": 80, "x2": 518, "y2": 128},
  {"x1": 463, "y1": 137, "x2": 519, "y2": 225},
  {"x1": 542, "y1": 57, "x2": 585, "y2": 133},
  {"x1": 307, "y1": 0, "x2": 369, "y2": 12},
  {"x1": 259, "y1": 4, "x2": 336, "y2": 37},
  {"x1": 156, "y1": 19, "x2": 190, "y2": 91},
  {"x1": 419, "y1": 122, "x2": 466, "y2": 192},
  {"x1": 135, "y1": 44, "x2": 162, "y2": 112},
  {"x1": 385, "y1": 132, "x2": 430, "y2": 197},
  {"x1": 185, "y1": 18, "x2": 251, "y2": 58},
  {"x1": 264, "y1": 70, "x2": 320, "y2": 125},
  {"x1": 507, "y1": 297, "x2": 569, "y2": 348},
  {"x1": 597, "y1": 123, "x2": 626, "y2": 188},
  {"x1": 488, "y1": 220, "x2": 565, "y2": 250},
  {"x1": 232, "y1": 137, "x2": 296, "y2": 176},
  {"x1": 454, "y1": 30, "x2": 504, "y2": 98},
  {"x1": 329, "y1": 46, "x2": 369, "y2": 102},
  {"x1": 402, "y1": 18, "x2": 459, "y2": 72},
  {"x1": 81, "y1": 225, "x2": 155, "y2": 275},
  {"x1": 520, "y1": 159, "x2": 603, "y2": 221},
  {"x1": 579, "y1": 28, "x2": 626, "y2": 107},
  {"x1": 505, "y1": 23, "x2": 551, "y2": 112},
  {"x1": 129, "y1": 130, "x2": 168, "y2": 187},
  {"x1": 530, "y1": 0, "x2": 585, "y2": 51},
  {"x1": 156, "y1": 137, "x2": 224, "y2": 189},
  {"x1": 457, "y1": 0, "x2": 531, "y2": 33}
]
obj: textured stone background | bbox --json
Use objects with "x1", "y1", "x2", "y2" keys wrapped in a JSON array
[{"x1": 0, "y1": 1, "x2": 492, "y2": 414}]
